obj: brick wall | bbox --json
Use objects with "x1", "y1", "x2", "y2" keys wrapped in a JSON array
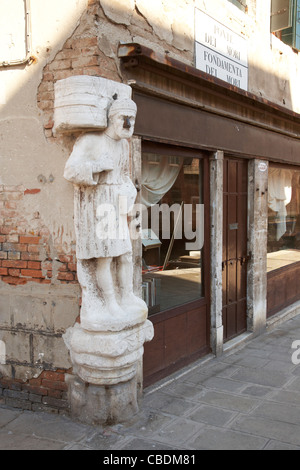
[
  {"x1": 0, "y1": 370, "x2": 69, "y2": 414},
  {"x1": 38, "y1": 0, "x2": 120, "y2": 140},
  {"x1": 0, "y1": 185, "x2": 77, "y2": 287}
]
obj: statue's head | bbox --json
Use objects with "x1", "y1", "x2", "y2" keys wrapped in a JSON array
[{"x1": 107, "y1": 98, "x2": 137, "y2": 140}]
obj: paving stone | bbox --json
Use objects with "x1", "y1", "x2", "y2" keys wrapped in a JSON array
[
  {"x1": 0, "y1": 429, "x2": 65, "y2": 450},
  {"x1": 63, "y1": 443, "x2": 93, "y2": 450},
  {"x1": 232, "y1": 416, "x2": 300, "y2": 447},
  {"x1": 222, "y1": 354, "x2": 270, "y2": 369},
  {"x1": 200, "y1": 376, "x2": 245, "y2": 393},
  {"x1": 261, "y1": 359, "x2": 296, "y2": 373},
  {"x1": 264, "y1": 440, "x2": 300, "y2": 451},
  {"x1": 161, "y1": 381, "x2": 204, "y2": 400},
  {"x1": 5, "y1": 410, "x2": 88, "y2": 443},
  {"x1": 186, "y1": 404, "x2": 237, "y2": 427},
  {"x1": 231, "y1": 367, "x2": 290, "y2": 388},
  {"x1": 119, "y1": 437, "x2": 181, "y2": 451},
  {"x1": 268, "y1": 390, "x2": 300, "y2": 406},
  {"x1": 284, "y1": 376, "x2": 300, "y2": 392},
  {"x1": 0, "y1": 406, "x2": 21, "y2": 427},
  {"x1": 189, "y1": 427, "x2": 267, "y2": 450},
  {"x1": 79, "y1": 429, "x2": 129, "y2": 450},
  {"x1": 120, "y1": 410, "x2": 175, "y2": 438},
  {"x1": 251, "y1": 401, "x2": 300, "y2": 426},
  {"x1": 186, "y1": 362, "x2": 241, "y2": 382},
  {"x1": 151, "y1": 418, "x2": 203, "y2": 446},
  {"x1": 241, "y1": 385, "x2": 273, "y2": 397},
  {"x1": 197, "y1": 390, "x2": 258, "y2": 412},
  {"x1": 143, "y1": 392, "x2": 196, "y2": 416}
]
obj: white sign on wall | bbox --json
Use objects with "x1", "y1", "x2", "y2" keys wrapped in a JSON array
[{"x1": 195, "y1": 9, "x2": 248, "y2": 91}]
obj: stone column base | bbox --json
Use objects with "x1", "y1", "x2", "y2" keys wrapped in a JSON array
[
  {"x1": 63, "y1": 320, "x2": 154, "y2": 425},
  {"x1": 68, "y1": 375, "x2": 139, "y2": 425}
]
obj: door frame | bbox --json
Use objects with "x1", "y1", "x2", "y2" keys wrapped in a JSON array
[{"x1": 210, "y1": 154, "x2": 269, "y2": 356}]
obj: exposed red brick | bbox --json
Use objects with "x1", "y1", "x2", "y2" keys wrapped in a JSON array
[
  {"x1": 58, "y1": 263, "x2": 68, "y2": 272},
  {"x1": 2, "y1": 276, "x2": 27, "y2": 286},
  {"x1": 2, "y1": 243, "x2": 27, "y2": 252},
  {"x1": 58, "y1": 255, "x2": 73, "y2": 263},
  {"x1": 42, "y1": 371, "x2": 65, "y2": 382},
  {"x1": 0, "y1": 268, "x2": 8, "y2": 275},
  {"x1": 19, "y1": 236, "x2": 41, "y2": 244},
  {"x1": 22, "y1": 384, "x2": 48, "y2": 396},
  {"x1": 7, "y1": 252, "x2": 21, "y2": 260},
  {"x1": 4, "y1": 201, "x2": 17, "y2": 210},
  {"x1": 48, "y1": 389, "x2": 63, "y2": 399},
  {"x1": 0, "y1": 227, "x2": 14, "y2": 235},
  {"x1": 20, "y1": 269, "x2": 44, "y2": 278},
  {"x1": 21, "y1": 252, "x2": 40, "y2": 261},
  {"x1": 41, "y1": 379, "x2": 68, "y2": 391},
  {"x1": 57, "y1": 272, "x2": 74, "y2": 281},
  {"x1": 24, "y1": 189, "x2": 41, "y2": 195},
  {"x1": 68, "y1": 263, "x2": 77, "y2": 272},
  {"x1": 42, "y1": 261, "x2": 52, "y2": 270},
  {"x1": 27, "y1": 244, "x2": 40, "y2": 253},
  {"x1": 44, "y1": 119, "x2": 54, "y2": 129},
  {"x1": 27, "y1": 261, "x2": 41, "y2": 270},
  {"x1": 2, "y1": 260, "x2": 27, "y2": 269},
  {"x1": 8, "y1": 269, "x2": 20, "y2": 277}
]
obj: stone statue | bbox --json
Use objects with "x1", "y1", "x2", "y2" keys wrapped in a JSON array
[
  {"x1": 54, "y1": 76, "x2": 153, "y2": 424},
  {"x1": 63, "y1": 97, "x2": 147, "y2": 331}
]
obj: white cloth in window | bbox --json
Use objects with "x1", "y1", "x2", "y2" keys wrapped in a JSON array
[
  {"x1": 141, "y1": 154, "x2": 183, "y2": 208},
  {"x1": 268, "y1": 167, "x2": 292, "y2": 240}
]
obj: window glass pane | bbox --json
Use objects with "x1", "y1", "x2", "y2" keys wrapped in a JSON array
[
  {"x1": 295, "y1": 0, "x2": 300, "y2": 48},
  {"x1": 276, "y1": 0, "x2": 300, "y2": 50},
  {"x1": 227, "y1": 0, "x2": 247, "y2": 12},
  {"x1": 141, "y1": 153, "x2": 204, "y2": 315},
  {"x1": 267, "y1": 165, "x2": 300, "y2": 272}
]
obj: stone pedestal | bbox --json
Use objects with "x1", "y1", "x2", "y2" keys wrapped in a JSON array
[
  {"x1": 63, "y1": 320, "x2": 153, "y2": 425},
  {"x1": 68, "y1": 376, "x2": 139, "y2": 426}
]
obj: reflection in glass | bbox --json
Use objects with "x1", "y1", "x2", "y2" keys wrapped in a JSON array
[
  {"x1": 141, "y1": 153, "x2": 204, "y2": 315},
  {"x1": 267, "y1": 165, "x2": 300, "y2": 272}
]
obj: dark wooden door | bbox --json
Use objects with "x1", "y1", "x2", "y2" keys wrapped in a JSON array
[{"x1": 222, "y1": 158, "x2": 248, "y2": 342}]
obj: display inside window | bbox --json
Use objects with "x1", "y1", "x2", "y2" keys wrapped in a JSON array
[
  {"x1": 141, "y1": 152, "x2": 204, "y2": 315},
  {"x1": 267, "y1": 165, "x2": 300, "y2": 272}
]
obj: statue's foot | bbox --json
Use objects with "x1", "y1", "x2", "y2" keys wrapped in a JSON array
[
  {"x1": 106, "y1": 300, "x2": 127, "y2": 318},
  {"x1": 80, "y1": 292, "x2": 125, "y2": 329},
  {"x1": 122, "y1": 293, "x2": 148, "y2": 315}
]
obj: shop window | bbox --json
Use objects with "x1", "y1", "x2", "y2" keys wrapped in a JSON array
[
  {"x1": 267, "y1": 165, "x2": 300, "y2": 272},
  {"x1": 141, "y1": 150, "x2": 204, "y2": 315},
  {"x1": 271, "y1": 0, "x2": 300, "y2": 50},
  {"x1": 227, "y1": 0, "x2": 248, "y2": 12}
]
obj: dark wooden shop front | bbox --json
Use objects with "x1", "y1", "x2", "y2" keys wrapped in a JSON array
[{"x1": 119, "y1": 43, "x2": 300, "y2": 385}]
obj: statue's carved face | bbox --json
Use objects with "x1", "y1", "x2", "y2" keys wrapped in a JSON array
[{"x1": 109, "y1": 111, "x2": 136, "y2": 140}]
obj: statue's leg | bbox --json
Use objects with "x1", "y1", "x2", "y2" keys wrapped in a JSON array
[
  {"x1": 96, "y1": 257, "x2": 126, "y2": 317},
  {"x1": 118, "y1": 252, "x2": 148, "y2": 314},
  {"x1": 77, "y1": 258, "x2": 107, "y2": 329}
]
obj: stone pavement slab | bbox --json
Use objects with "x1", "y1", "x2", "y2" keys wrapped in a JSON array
[{"x1": 0, "y1": 313, "x2": 300, "y2": 451}]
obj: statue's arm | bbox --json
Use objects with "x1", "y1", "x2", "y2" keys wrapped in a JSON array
[{"x1": 63, "y1": 135, "x2": 113, "y2": 186}]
